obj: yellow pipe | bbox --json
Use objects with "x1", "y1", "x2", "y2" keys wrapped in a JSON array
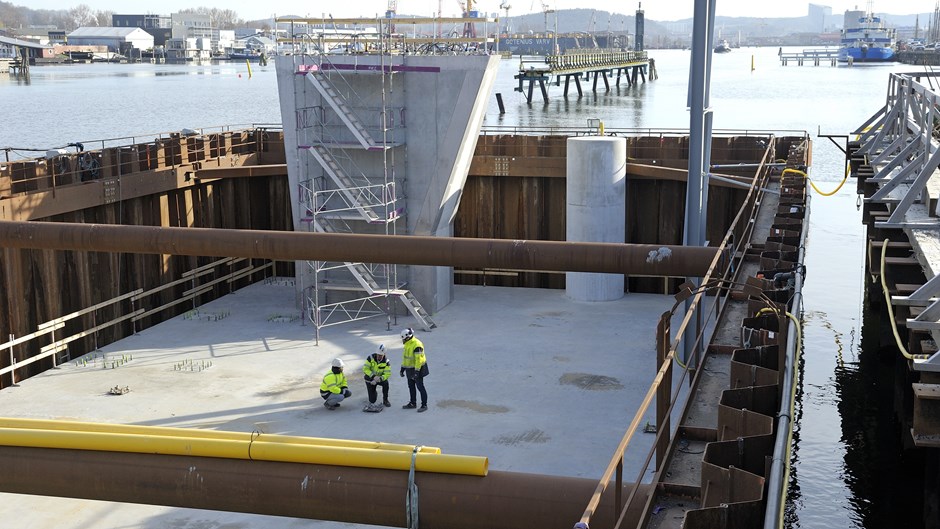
[
  {"x1": 0, "y1": 427, "x2": 487, "y2": 476},
  {"x1": 246, "y1": 59, "x2": 252, "y2": 78},
  {"x1": 0, "y1": 417, "x2": 440, "y2": 454}
]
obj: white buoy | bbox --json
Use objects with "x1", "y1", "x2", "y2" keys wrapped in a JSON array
[{"x1": 565, "y1": 136, "x2": 627, "y2": 301}]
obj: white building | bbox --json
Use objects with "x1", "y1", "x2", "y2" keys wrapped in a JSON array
[
  {"x1": 67, "y1": 27, "x2": 154, "y2": 53},
  {"x1": 218, "y1": 30, "x2": 235, "y2": 54},
  {"x1": 165, "y1": 37, "x2": 211, "y2": 61}
]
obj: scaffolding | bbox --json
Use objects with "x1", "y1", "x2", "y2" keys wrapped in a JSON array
[{"x1": 291, "y1": 25, "x2": 436, "y2": 342}]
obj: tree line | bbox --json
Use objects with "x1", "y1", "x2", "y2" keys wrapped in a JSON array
[{"x1": 0, "y1": 2, "x2": 248, "y2": 31}]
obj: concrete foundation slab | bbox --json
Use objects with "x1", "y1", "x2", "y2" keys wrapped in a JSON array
[{"x1": 0, "y1": 279, "x2": 677, "y2": 528}]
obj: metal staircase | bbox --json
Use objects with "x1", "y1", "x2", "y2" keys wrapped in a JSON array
[
  {"x1": 305, "y1": 71, "x2": 379, "y2": 149},
  {"x1": 294, "y1": 56, "x2": 435, "y2": 339},
  {"x1": 304, "y1": 145, "x2": 382, "y2": 223},
  {"x1": 312, "y1": 219, "x2": 435, "y2": 331}
]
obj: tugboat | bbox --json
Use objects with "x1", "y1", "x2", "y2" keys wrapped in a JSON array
[
  {"x1": 838, "y1": 1, "x2": 896, "y2": 62},
  {"x1": 714, "y1": 39, "x2": 731, "y2": 53}
]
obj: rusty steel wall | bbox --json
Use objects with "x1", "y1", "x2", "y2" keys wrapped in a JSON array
[
  {"x1": 457, "y1": 134, "x2": 777, "y2": 292},
  {"x1": 0, "y1": 132, "x2": 291, "y2": 389}
]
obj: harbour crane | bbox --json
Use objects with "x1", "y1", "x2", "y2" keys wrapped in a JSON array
[
  {"x1": 541, "y1": 1, "x2": 555, "y2": 34},
  {"x1": 457, "y1": 0, "x2": 477, "y2": 38},
  {"x1": 499, "y1": 0, "x2": 511, "y2": 35},
  {"x1": 386, "y1": 0, "x2": 397, "y2": 34}
]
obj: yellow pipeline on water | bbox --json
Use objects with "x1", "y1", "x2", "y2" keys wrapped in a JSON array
[
  {"x1": 0, "y1": 417, "x2": 441, "y2": 453},
  {"x1": 0, "y1": 427, "x2": 487, "y2": 476}
]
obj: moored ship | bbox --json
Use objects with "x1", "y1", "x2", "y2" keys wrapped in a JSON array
[{"x1": 838, "y1": 2, "x2": 897, "y2": 63}]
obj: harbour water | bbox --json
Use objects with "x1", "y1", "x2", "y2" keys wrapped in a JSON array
[{"x1": 0, "y1": 47, "x2": 923, "y2": 528}]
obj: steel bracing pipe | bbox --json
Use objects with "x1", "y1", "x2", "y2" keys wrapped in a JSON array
[
  {"x1": 0, "y1": 446, "x2": 649, "y2": 529},
  {"x1": 0, "y1": 221, "x2": 723, "y2": 278},
  {"x1": 0, "y1": 417, "x2": 441, "y2": 454},
  {"x1": 0, "y1": 427, "x2": 486, "y2": 476}
]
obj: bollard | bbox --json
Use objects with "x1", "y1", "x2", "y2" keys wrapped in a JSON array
[{"x1": 496, "y1": 92, "x2": 505, "y2": 114}]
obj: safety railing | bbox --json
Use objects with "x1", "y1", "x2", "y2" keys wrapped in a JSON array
[
  {"x1": 0, "y1": 257, "x2": 274, "y2": 388},
  {"x1": 856, "y1": 71, "x2": 940, "y2": 228},
  {"x1": 0, "y1": 125, "x2": 284, "y2": 201},
  {"x1": 577, "y1": 135, "x2": 801, "y2": 528}
]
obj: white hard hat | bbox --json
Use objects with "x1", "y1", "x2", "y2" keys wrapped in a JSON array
[
  {"x1": 377, "y1": 344, "x2": 386, "y2": 354},
  {"x1": 401, "y1": 328, "x2": 414, "y2": 341},
  {"x1": 332, "y1": 358, "x2": 345, "y2": 368}
]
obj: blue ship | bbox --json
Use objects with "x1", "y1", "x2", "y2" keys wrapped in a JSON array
[{"x1": 838, "y1": 7, "x2": 896, "y2": 63}]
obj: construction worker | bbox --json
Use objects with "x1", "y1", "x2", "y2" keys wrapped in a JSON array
[
  {"x1": 363, "y1": 344, "x2": 392, "y2": 411},
  {"x1": 320, "y1": 358, "x2": 351, "y2": 410},
  {"x1": 399, "y1": 328, "x2": 428, "y2": 412}
]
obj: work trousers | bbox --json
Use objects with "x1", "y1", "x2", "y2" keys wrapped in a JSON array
[
  {"x1": 366, "y1": 378, "x2": 390, "y2": 403},
  {"x1": 404, "y1": 367, "x2": 427, "y2": 406}
]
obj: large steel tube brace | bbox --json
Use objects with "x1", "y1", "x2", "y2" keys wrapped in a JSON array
[
  {"x1": 0, "y1": 221, "x2": 724, "y2": 277},
  {"x1": 0, "y1": 446, "x2": 649, "y2": 529}
]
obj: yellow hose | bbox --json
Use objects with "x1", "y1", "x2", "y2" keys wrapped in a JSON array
[
  {"x1": 782, "y1": 167, "x2": 847, "y2": 197},
  {"x1": 879, "y1": 238, "x2": 929, "y2": 361},
  {"x1": 0, "y1": 417, "x2": 440, "y2": 453},
  {"x1": 0, "y1": 427, "x2": 487, "y2": 476}
]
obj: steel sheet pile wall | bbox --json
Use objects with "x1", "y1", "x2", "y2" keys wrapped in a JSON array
[
  {"x1": 683, "y1": 148, "x2": 808, "y2": 528},
  {"x1": 458, "y1": 133, "x2": 763, "y2": 292},
  {"x1": 0, "y1": 131, "x2": 291, "y2": 389}
]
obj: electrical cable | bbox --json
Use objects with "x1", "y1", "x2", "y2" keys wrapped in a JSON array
[
  {"x1": 879, "y1": 238, "x2": 930, "y2": 361},
  {"x1": 781, "y1": 167, "x2": 846, "y2": 197}
]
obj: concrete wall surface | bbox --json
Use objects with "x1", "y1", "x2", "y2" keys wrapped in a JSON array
[{"x1": 275, "y1": 54, "x2": 500, "y2": 314}]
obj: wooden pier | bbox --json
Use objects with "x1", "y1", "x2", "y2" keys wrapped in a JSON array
[
  {"x1": 514, "y1": 50, "x2": 654, "y2": 103},
  {"x1": 779, "y1": 48, "x2": 840, "y2": 66}
]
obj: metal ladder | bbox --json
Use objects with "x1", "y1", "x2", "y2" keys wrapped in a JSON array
[
  {"x1": 305, "y1": 71, "x2": 378, "y2": 149},
  {"x1": 313, "y1": 218, "x2": 436, "y2": 331},
  {"x1": 304, "y1": 145, "x2": 381, "y2": 223}
]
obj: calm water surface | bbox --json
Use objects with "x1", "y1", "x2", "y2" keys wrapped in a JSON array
[{"x1": 1, "y1": 47, "x2": 923, "y2": 528}]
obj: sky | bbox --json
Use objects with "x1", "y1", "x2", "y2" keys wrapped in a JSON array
[{"x1": 19, "y1": 0, "x2": 940, "y2": 23}]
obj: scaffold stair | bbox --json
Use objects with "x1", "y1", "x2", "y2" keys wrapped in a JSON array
[
  {"x1": 305, "y1": 71, "x2": 378, "y2": 149},
  {"x1": 304, "y1": 145, "x2": 381, "y2": 223},
  {"x1": 312, "y1": 219, "x2": 435, "y2": 331}
]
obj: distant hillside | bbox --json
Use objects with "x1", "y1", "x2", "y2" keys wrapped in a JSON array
[
  {"x1": 271, "y1": 8, "x2": 666, "y2": 37},
  {"x1": 881, "y1": 12, "x2": 938, "y2": 26}
]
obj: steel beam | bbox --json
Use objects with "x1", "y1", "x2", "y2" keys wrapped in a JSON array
[
  {"x1": 0, "y1": 446, "x2": 649, "y2": 529},
  {"x1": 0, "y1": 221, "x2": 723, "y2": 278}
]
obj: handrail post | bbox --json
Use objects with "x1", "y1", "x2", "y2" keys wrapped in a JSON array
[
  {"x1": 51, "y1": 325, "x2": 58, "y2": 368},
  {"x1": 8, "y1": 334, "x2": 14, "y2": 385},
  {"x1": 615, "y1": 457, "x2": 623, "y2": 524},
  {"x1": 656, "y1": 311, "x2": 672, "y2": 470}
]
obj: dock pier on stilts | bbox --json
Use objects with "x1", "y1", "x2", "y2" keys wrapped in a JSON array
[{"x1": 514, "y1": 50, "x2": 655, "y2": 104}]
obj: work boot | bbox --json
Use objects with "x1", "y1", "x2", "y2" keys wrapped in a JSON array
[
  {"x1": 402, "y1": 402, "x2": 416, "y2": 409},
  {"x1": 383, "y1": 399, "x2": 391, "y2": 407},
  {"x1": 417, "y1": 405, "x2": 428, "y2": 413}
]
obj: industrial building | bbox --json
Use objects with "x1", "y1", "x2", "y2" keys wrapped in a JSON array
[{"x1": 66, "y1": 27, "x2": 154, "y2": 54}]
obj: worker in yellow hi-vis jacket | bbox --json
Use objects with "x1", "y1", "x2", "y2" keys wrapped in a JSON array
[
  {"x1": 320, "y1": 358, "x2": 351, "y2": 410},
  {"x1": 399, "y1": 328, "x2": 429, "y2": 412}
]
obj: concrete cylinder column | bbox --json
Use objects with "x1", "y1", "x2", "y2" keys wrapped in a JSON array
[{"x1": 566, "y1": 136, "x2": 627, "y2": 301}]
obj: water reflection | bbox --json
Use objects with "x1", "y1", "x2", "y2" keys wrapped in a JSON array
[{"x1": 834, "y1": 295, "x2": 924, "y2": 528}]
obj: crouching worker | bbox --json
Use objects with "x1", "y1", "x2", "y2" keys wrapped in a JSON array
[
  {"x1": 320, "y1": 358, "x2": 351, "y2": 410},
  {"x1": 363, "y1": 344, "x2": 392, "y2": 412}
]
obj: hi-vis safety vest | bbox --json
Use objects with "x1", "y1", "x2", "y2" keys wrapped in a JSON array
[
  {"x1": 402, "y1": 337, "x2": 425, "y2": 370},
  {"x1": 364, "y1": 354, "x2": 391, "y2": 381},
  {"x1": 320, "y1": 372, "x2": 348, "y2": 394}
]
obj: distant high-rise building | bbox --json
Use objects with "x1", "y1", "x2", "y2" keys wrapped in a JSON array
[{"x1": 808, "y1": 4, "x2": 832, "y2": 32}]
